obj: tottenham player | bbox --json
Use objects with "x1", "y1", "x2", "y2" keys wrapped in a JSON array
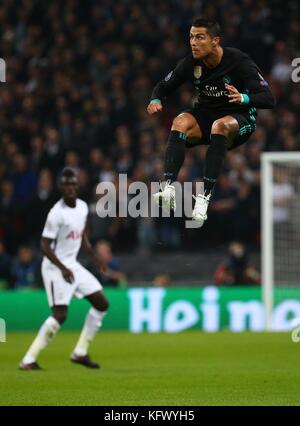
[
  {"x1": 19, "y1": 168, "x2": 109, "y2": 370},
  {"x1": 147, "y1": 18, "x2": 275, "y2": 225}
]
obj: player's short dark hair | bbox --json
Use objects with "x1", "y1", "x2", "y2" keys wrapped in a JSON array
[
  {"x1": 59, "y1": 167, "x2": 78, "y2": 183},
  {"x1": 192, "y1": 18, "x2": 221, "y2": 37}
]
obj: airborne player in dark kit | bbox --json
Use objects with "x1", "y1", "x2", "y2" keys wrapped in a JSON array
[{"x1": 148, "y1": 18, "x2": 275, "y2": 226}]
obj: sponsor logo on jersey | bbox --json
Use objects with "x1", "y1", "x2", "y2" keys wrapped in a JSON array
[
  {"x1": 193, "y1": 66, "x2": 202, "y2": 79},
  {"x1": 66, "y1": 230, "x2": 84, "y2": 240},
  {"x1": 202, "y1": 84, "x2": 227, "y2": 97}
]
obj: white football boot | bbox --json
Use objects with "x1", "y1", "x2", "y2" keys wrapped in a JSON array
[
  {"x1": 153, "y1": 180, "x2": 176, "y2": 211},
  {"x1": 192, "y1": 193, "x2": 211, "y2": 226}
]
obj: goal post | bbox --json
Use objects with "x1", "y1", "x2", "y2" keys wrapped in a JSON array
[{"x1": 261, "y1": 152, "x2": 300, "y2": 330}]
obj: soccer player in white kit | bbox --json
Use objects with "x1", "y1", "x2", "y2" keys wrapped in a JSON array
[{"x1": 19, "y1": 168, "x2": 109, "y2": 370}]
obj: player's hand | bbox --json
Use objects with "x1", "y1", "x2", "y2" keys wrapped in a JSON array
[
  {"x1": 147, "y1": 100, "x2": 163, "y2": 115},
  {"x1": 225, "y1": 83, "x2": 243, "y2": 104},
  {"x1": 61, "y1": 267, "x2": 75, "y2": 284}
]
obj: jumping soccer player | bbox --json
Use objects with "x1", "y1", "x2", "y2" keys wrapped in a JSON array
[
  {"x1": 20, "y1": 168, "x2": 109, "y2": 370},
  {"x1": 147, "y1": 18, "x2": 275, "y2": 225}
]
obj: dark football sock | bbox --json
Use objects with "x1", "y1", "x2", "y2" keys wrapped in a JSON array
[
  {"x1": 164, "y1": 130, "x2": 186, "y2": 182},
  {"x1": 203, "y1": 134, "x2": 227, "y2": 196}
]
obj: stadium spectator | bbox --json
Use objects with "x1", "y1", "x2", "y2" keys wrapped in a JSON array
[
  {"x1": 11, "y1": 246, "x2": 38, "y2": 289},
  {"x1": 273, "y1": 168, "x2": 294, "y2": 226},
  {"x1": 94, "y1": 240, "x2": 127, "y2": 287},
  {"x1": 0, "y1": 241, "x2": 12, "y2": 288},
  {"x1": 0, "y1": 179, "x2": 19, "y2": 251},
  {"x1": 213, "y1": 241, "x2": 260, "y2": 285},
  {"x1": 9, "y1": 154, "x2": 37, "y2": 202},
  {"x1": 209, "y1": 174, "x2": 238, "y2": 242},
  {"x1": 272, "y1": 167, "x2": 295, "y2": 245},
  {"x1": 153, "y1": 274, "x2": 171, "y2": 287},
  {"x1": 27, "y1": 169, "x2": 57, "y2": 246}
]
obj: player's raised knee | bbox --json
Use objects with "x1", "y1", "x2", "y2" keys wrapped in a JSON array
[
  {"x1": 172, "y1": 114, "x2": 193, "y2": 133},
  {"x1": 211, "y1": 119, "x2": 231, "y2": 136}
]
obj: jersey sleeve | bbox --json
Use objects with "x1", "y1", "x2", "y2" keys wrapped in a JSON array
[
  {"x1": 42, "y1": 207, "x2": 62, "y2": 240},
  {"x1": 239, "y1": 57, "x2": 276, "y2": 109},
  {"x1": 150, "y1": 57, "x2": 190, "y2": 102}
]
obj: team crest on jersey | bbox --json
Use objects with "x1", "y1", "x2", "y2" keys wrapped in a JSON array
[{"x1": 193, "y1": 66, "x2": 202, "y2": 79}]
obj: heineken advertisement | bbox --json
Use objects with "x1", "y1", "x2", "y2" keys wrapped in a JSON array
[{"x1": 1, "y1": 287, "x2": 300, "y2": 332}]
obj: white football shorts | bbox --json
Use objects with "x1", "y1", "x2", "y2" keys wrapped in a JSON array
[{"x1": 42, "y1": 262, "x2": 103, "y2": 307}]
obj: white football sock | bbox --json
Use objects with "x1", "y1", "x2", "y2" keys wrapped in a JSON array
[
  {"x1": 73, "y1": 308, "x2": 106, "y2": 357},
  {"x1": 22, "y1": 317, "x2": 60, "y2": 364}
]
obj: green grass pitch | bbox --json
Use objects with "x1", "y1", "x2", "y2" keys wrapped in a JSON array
[{"x1": 1, "y1": 331, "x2": 300, "y2": 406}]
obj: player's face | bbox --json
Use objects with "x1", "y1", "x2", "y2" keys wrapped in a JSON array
[
  {"x1": 189, "y1": 27, "x2": 219, "y2": 58},
  {"x1": 60, "y1": 176, "x2": 79, "y2": 202}
]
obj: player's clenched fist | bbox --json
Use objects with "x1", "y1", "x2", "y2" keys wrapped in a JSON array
[{"x1": 147, "y1": 100, "x2": 163, "y2": 114}]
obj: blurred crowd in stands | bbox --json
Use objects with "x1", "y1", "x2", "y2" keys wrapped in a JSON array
[{"x1": 0, "y1": 0, "x2": 299, "y2": 288}]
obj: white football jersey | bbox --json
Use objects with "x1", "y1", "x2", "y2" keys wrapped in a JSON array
[{"x1": 42, "y1": 198, "x2": 88, "y2": 268}]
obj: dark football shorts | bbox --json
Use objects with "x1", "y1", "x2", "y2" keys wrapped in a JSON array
[{"x1": 184, "y1": 106, "x2": 257, "y2": 150}]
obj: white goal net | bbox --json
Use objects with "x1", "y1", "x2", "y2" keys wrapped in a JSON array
[{"x1": 262, "y1": 153, "x2": 300, "y2": 330}]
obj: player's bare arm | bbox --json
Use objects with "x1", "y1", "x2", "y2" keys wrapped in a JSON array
[
  {"x1": 147, "y1": 55, "x2": 188, "y2": 116},
  {"x1": 41, "y1": 236, "x2": 74, "y2": 283}
]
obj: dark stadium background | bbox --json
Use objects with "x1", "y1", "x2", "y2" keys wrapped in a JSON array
[{"x1": 0, "y1": 0, "x2": 299, "y2": 288}]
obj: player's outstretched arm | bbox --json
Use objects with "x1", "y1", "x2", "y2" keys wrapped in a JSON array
[
  {"x1": 41, "y1": 237, "x2": 74, "y2": 283},
  {"x1": 147, "y1": 57, "x2": 189, "y2": 115}
]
